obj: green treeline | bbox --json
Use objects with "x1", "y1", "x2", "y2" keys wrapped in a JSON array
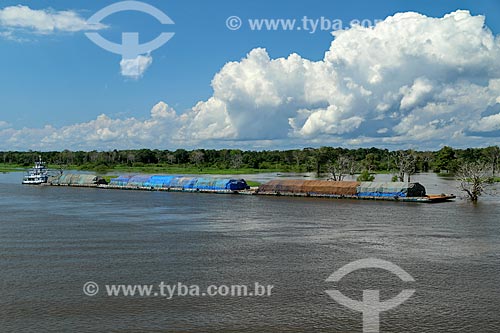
[{"x1": 1, "y1": 146, "x2": 499, "y2": 175}]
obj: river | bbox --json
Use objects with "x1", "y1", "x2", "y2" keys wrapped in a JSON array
[{"x1": 0, "y1": 172, "x2": 499, "y2": 332}]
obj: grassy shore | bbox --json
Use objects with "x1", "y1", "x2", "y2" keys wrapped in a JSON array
[
  {"x1": 0, "y1": 163, "x2": 24, "y2": 172},
  {"x1": 2, "y1": 162, "x2": 293, "y2": 175},
  {"x1": 69, "y1": 164, "x2": 284, "y2": 175}
]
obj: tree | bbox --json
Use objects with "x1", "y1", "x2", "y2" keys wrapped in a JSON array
[
  {"x1": 230, "y1": 151, "x2": 243, "y2": 169},
  {"x1": 456, "y1": 161, "x2": 493, "y2": 202},
  {"x1": 315, "y1": 147, "x2": 333, "y2": 176},
  {"x1": 60, "y1": 149, "x2": 74, "y2": 165},
  {"x1": 166, "y1": 154, "x2": 176, "y2": 164},
  {"x1": 126, "y1": 152, "x2": 136, "y2": 165},
  {"x1": 327, "y1": 155, "x2": 356, "y2": 181},
  {"x1": 190, "y1": 150, "x2": 205, "y2": 169},
  {"x1": 418, "y1": 151, "x2": 433, "y2": 172},
  {"x1": 362, "y1": 153, "x2": 378, "y2": 172},
  {"x1": 292, "y1": 150, "x2": 304, "y2": 170},
  {"x1": 483, "y1": 146, "x2": 500, "y2": 176},
  {"x1": 434, "y1": 146, "x2": 458, "y2": 173},
  {"x1": 174, "y1": 149, "x2": 190, "y2": 164},
  {"x1": 394, "y1": 150, "x2": 416, "y2": 182},
  {"x1": 136, "y1": 149, "x2": 157, "y2": 164},
  {"x1": 357, "y1": 170, "x2": 375, "y2": 181}
]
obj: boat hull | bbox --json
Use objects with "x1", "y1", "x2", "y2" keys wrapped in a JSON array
[{"x1": 22, "y1": 180, "x2": 47, "y2": 185}]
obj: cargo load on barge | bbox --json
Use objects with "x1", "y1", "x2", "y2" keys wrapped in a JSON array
[
  {"x1": 45, "y1": 173, "x2": 455, "y2": 203},
  {"x1": 50, "y1": 174, "x2": 107, "y2": 186},
  {"x1": 257, "y1": 180, "x2": 454, "y2": 202},
  {"x1": 107, "y1": 175, "x2": 250, "y2": 192}
]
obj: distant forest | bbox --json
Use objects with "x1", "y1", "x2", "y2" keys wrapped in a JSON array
[{"x1": 1, "y1": 146, "x2": 499, "y2": 176}]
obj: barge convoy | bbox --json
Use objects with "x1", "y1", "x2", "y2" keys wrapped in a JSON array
[
  {"x1": 22, "y1": 159, "x2": 455, "y2": 203},
  {"x1": 44, "y1": 173, "x2": 455, "y2": 203}
]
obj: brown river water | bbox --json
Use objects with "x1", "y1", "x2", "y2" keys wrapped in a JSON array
[{"x1": 1, "y1": 172, "x2": 499, "y2": 332}]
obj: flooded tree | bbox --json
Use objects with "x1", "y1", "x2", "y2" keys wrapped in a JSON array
[
  {"x1": 456, "y1": 161, "x2": 493, "y2": 202},
  {"x1": 357, "y1": 169, "x2": 375, "y2": 181},
  {"x1": 327, "y1": 155, "x2": 357, "y2": 181},
  {"x1": 394, "y1": 150, "x2": 417, "y2": 182},
  {"x1": 483, "y1": 146, "x2": 500, "y2": 176}
]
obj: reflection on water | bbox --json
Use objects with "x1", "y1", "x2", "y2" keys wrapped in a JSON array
[{"x1": 0, "y1": 172, "x2": 499, "y2": 332}]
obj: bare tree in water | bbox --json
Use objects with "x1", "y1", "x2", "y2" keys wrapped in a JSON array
[
  {"x1": 483, "y1": 146, "x2": 500, "y2": 176},
  {"x1": 327, "y1": 155, "x2": 357, "y2": 181},
  {"x1": 394, "y1": 150, "x2": 417, "y2": 182},
  {"x1": 456, "y1": 161, "x2": 493, "y2": 203}
]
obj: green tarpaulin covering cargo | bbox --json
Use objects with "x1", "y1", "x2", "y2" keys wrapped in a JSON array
[{"x1": 50, "y1": 174, "x2": 106, "y2": 186}]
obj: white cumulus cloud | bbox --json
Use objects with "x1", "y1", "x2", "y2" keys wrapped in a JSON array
[
  {"x1": 2, "y1": 10, "x2": 500, "y2": 150},
  {"x1": 179, "y1": 10, "x2": 500, "y2": 149},
  {"x1": 0, "y1": 5, "x2": 105, "y2": 36},
  {"x1": 120, "y1": 55, "x2": 153, "y2": 79},
  {"x1": 0, "y1": 102, "x2": 182, "y2": 151}
]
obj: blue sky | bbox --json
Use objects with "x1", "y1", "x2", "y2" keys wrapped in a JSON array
[{"x1": 0, "y1": 0, "x2": 499, "y2": 150}]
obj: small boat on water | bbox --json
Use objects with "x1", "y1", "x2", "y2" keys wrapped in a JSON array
[{"x1": 22, "y1": 156, "x2": 49, "y2": 185}]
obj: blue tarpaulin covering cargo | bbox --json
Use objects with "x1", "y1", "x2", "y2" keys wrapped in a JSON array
[
  {"x1": 109, "y1": 175, "x2": 249, "y2": 191},
  {"x1": 147, "y1": 175, "x2": 176, "y2": 188},
  {"x1": 110, "y1": 175, "x2": 133, "y2": 186},
  {"x1": 127, "y1": 175, "x2": 153, "y2": 187},
  {"x1": 169, "y1": 177, "x2": 198, "y2": 189}
]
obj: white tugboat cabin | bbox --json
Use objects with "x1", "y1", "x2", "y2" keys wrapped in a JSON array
[{"x1": 22, "y1": 156, "x2": 49, "y2": 185}]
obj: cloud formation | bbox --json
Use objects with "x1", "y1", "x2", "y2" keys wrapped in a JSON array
[
  {"x1": 184, "y1": 10, "x2": 500, "y2": 148},
  {"x1": 0, "y1": 4, "x2": 153, "y2": 78},
  {"x1": 178, "y1": 11, "x2": 500, "y2": 146},
  {"x1": 0, "y1": 102, "x2": 182, "y2": 151},
  {"x1": 1, "y1": 10, "x2": 500, "y2": 150},
  {"x1": 120, "y1": 55, "x2": 154, "y2": 79},
  {"x1": 0, "y1": 5, "x2": 105, "y2": 35}
]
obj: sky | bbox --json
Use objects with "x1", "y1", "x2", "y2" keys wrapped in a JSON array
[{"x1": 0, "y1": 0, "x2": 499, "y2": 151}]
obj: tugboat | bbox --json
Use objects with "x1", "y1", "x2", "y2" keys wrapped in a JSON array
[{"x1": 22, "y1": 156, "x2": 49, "y2": 185}]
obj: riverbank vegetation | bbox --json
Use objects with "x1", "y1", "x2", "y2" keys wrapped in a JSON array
[
  {"x1": 0, "y1": 163, "x2": 24, "y2": 173},
  {"x1": 1, "y1": 146, "x2": 499, "y2": 181}
]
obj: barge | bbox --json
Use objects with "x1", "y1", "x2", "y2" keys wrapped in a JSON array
[
  {"x1": 255, "y1": 179, "x2": 455, "y2": 203},
  {"x1": 43, "y1": 173, "x2": 456, "y2": 203}
]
